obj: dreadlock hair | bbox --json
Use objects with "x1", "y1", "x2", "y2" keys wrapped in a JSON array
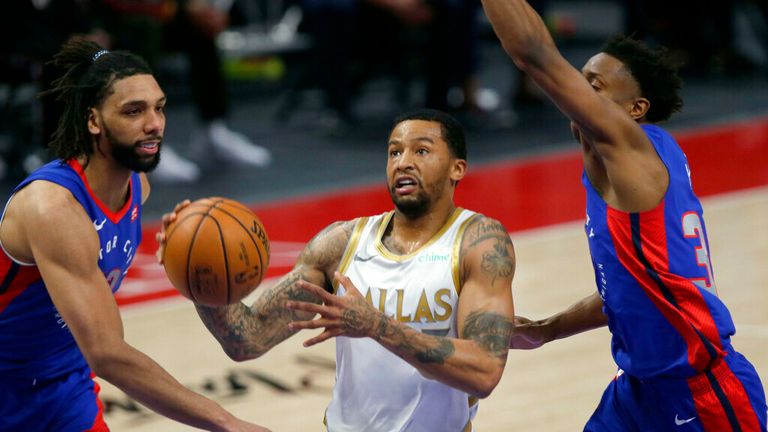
[
  {"x1": 600, "y1": 35, "x2": 683, "y2": 123},
  {"x1": 392, "y1": 109, "x2": 467, "y2": 161},
  {"x1": 40, "y1": 37, "x2": 153, "y2": 162}
]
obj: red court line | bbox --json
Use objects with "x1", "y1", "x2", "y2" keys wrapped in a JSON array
[{"x1": 117, "y1": 118, "x2": 768, "y2": 306}]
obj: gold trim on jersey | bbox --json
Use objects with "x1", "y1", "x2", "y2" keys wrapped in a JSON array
[
  {"x1": 334, "y1": 217, "x2": 369, "y2": 294},
  {"x1": 452, "y1": 213, "x2": 481, "y2": 296},
  {"x1": 374, "y1": 208, "x2": 464, "y2": 262}
]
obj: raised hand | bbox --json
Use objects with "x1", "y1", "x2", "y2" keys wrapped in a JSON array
[{"x1": 286, "y1": 271, "x2": 382, "y2": 347}]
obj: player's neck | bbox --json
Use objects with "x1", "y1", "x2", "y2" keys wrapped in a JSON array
[
  {"x1": 390, "y1": 202, "x2": 456, "y2": 251},
  {"x1": 78, "y1": 155, "x2": 133, "y2": 212}
]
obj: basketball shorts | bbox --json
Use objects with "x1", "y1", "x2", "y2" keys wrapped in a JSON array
[
  {"x1": 585, "y1": 349, "x2": 766, "y2": 432},
  {"x1": 0, "y1": 365, "x2": 108, "y2": 431}
]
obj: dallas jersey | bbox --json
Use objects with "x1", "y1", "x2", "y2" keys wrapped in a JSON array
[
  {"x1": 326, "y1": 208, "x2": 480, "y2": 432},
  {"x1": 583, "y1": 124, "x2": 735, "y2": 379},
  {"x1": 0, "y1": 159, "x2": 142, "y2": 382}
]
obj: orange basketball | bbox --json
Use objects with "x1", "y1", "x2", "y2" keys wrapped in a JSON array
[{"x1": 162, "y1": 197, "x2": 270, "y2": 306}]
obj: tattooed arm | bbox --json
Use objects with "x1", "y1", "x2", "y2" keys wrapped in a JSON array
[
  {"x1": 195, "y1": 220, "x2": 356, "y2": 361},
  {"x1": 288, "y1": 216, "x2": 515, "y2": 398}
]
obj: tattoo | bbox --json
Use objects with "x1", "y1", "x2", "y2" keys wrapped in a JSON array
[
  {"x1": 463, "y1": 311, "x2": 514, "y2": 358},
  {"x1": 481, "y1": 239, "x2": 515, "y2": 285},
  {"x1": 298, "y1": 221, "x2": 354, "y2": 283},
  {"x1": 375, "y1": 316, "x2": 456, "y2": 364},
  {"x1": 197, "y1": 220, "x2": 356, "y2": 360},
  {"x1": 341, "y1": 309, "x2": 365, "y2": 332},
  {"x1": 414, "y1": 339, "x2": 456, "y2": 364},
  {"x1": 197, "y1": 271, "x2": 321, "y2": 359},
  {"x1": 462, "y1": 217, "x2": 515, "y2": 286},
  {"x1": 466, "y1": 217, "x2": 509, "y2": 249},
  {"x1": 376, "y1": 314, "x2": 389, "y2": 339}
]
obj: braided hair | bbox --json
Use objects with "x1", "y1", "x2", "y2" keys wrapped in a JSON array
[{"x1": 40, "y1": 37, "x2": 153, "y2": 162}]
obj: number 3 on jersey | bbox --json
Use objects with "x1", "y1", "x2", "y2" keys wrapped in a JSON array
[{"x1": 682, "y1": 212, "x2": 717, "y2": 295}]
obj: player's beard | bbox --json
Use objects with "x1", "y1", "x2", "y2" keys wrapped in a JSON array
[
  {"x1": 389, "y1": 182, "x2": 437, "y2": 219},
  {"x1": 104, "y1": 124, "x2": 161, "y2": 173}
]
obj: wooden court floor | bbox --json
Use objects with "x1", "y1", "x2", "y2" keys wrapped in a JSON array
[{"x1": 101, "y1": 186, "x2": 768, "y2": 431}]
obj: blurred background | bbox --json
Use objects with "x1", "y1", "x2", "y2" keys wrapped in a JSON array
[{"x1": 2, "y1": 0, "x2": 768, "y2": 217}]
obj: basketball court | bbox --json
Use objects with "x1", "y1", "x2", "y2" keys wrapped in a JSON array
[{"x1": 100, "y1": 118, "x2": 768, "y2": 431}]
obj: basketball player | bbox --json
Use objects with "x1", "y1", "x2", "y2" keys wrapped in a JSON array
[
  {"x1": 0, "y1": 38, "x2": 269, "y2": 431},
  {"x1": 480, "y1": 1, "x2": 767, "y2": 431},
  {"x1": 157, "y1": 109, "x2": 516, "y2": 431}
]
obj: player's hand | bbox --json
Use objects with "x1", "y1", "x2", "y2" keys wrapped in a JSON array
[
  {"x1": 286, "y1": 271, "x2": 382, "y2": 347},
  {"x1": 155, "y1": 199, "x2": 191, "y2": 264},
  {"x1": 509, "y1": 316, "x2": 549, "y2": 350}
]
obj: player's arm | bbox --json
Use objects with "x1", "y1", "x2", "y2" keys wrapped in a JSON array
[
  {"x1": 481, "y1": 0, "x2": 646, "y2": 150},
  {"x1": 510, "y1": 292, "x2": 608, "y2": 349},
  {"x1": 480, "y1": 0, "x2": 666, "y2": 210},
  {"x1": 288, "y1": 216, "x2": 515, "y2": 398},
  {"x1": 193, "y1": 220, "x2": 356, "y2": 361},
  {"x1": 16, "y1": 183, "x2": 267, "y2": 431}
]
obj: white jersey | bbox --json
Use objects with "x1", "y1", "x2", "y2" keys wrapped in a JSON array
[{"x1": 325, "y1": 208, "x2": 481, "y2": 432}]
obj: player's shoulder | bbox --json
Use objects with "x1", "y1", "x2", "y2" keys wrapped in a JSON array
[
  {"x1": 459, "y1": 213, "x2": 513, "y2": 251},
  {"x1": 309, "y1": 219, "x2": 359, "y2": 248},
  {"x1": 13, "y1": 180, "x2": 81, "y2": 219},
  {"x1": 461, "y1": 213, "x2": 510, "y2": 240}
]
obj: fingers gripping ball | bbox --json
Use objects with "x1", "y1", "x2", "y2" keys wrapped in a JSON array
[{"x1": 163, "y1": 197, "x2": 270, "y2": 306}]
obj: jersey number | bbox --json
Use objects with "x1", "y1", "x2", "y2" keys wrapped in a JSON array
[{"x1": 682, "y1": 212, "x2": 717, "y2": 295}]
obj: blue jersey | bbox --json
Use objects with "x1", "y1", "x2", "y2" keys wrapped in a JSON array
[
  {"x1": 583, "y1": 124, "x2": 735, "y2": 379},
  {"x1": 0, "y1": 159, "x2": 142, "y2": 382}
]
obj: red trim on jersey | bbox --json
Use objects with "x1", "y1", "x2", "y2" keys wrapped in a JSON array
[
  {"x1": 690, "y1": 358, "x2": 763, "y2": 431},
  {"x1": 0, "y1": 256, "x2": 42, "y2": 314},
  {"x1": 606, "y1": 203, "x2": 723, "y2": 373},
  {"x1": 67, "y1": 159, "x2": 133, "y2": 224},
  {"x1": 85, "y1": 374, "x2": 109, "y2": 432}
]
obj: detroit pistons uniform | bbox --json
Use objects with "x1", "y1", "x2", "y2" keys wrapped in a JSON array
[
  {"x1": 326, "y1": 208, "x2": 480, "y2": 432},
  {"x1": 0, "y1": 159, "x2": 142, "y2": 431},
  {"x1": 583, "y1": 124, "x2": 766, "y2": 431}
]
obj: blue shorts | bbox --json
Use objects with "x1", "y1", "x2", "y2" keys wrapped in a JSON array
[
  {"x1": 585, "y1": 350, "x2": 767, "y2": 432},
  {"x1": 0, "y1": 365, "x2": 108, "y2": 431}
]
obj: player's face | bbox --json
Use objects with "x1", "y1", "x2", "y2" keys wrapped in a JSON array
[
  {"x1": 92, "y1": 74, "x2": 166, "y2": 172},
  {"x1": 581, "y1": 53, "x2": 643, "y2": 114},
  {"x1": 572, "y1": 53, "x2": 645, "y2": 144},
  {"x1": 386, "y1": 120, "x2": 465, "y2": 218}
]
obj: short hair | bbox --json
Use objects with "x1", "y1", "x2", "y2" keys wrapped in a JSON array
[
  {"x1": 392, "y1": 109, "x2": 467, "y2": 161},
  {"x1": 40, "y1": 37, "x2": 153, "y2": 162},
  {"x1": 600, "y1": 35, "x2": 683, "y2": 123}
]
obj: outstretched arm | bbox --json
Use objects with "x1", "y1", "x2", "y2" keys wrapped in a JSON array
[
  {"x1": 288, "y1": 216, "x2": 515, "y2": 398},
  {"x1": 480, "y1": 0, "x2": 642, "y2": 148},
  {"x1": 510, "y1": 292, "x2": 608, "y2": 349},
  {"x1": 14, "y1": 184, "x2": 267, "y2": 432},
  {"x1": 193, "y1": 220, "x2": 356, "y2": 361},
  {"x1": 481, "y1": 0, "x2": 666, "y2": 211}
]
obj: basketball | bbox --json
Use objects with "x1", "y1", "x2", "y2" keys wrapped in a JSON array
[{"x1": 162, "y1": 197, "x2": 270, "y2": 306}]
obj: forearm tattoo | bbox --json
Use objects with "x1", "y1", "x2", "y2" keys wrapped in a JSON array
[
  {"x1": 196, "y1": 271, "x2": 321, "y2": 359},
  {"x1": 375, "y1": 316, "x2": 456, "y2": 364},
  {"x1": 462, "y1": 311, "x2": 514, "y2": 358},
  {"x1": 197, "y1": 220, "x2": 355, "y2": 359}
]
